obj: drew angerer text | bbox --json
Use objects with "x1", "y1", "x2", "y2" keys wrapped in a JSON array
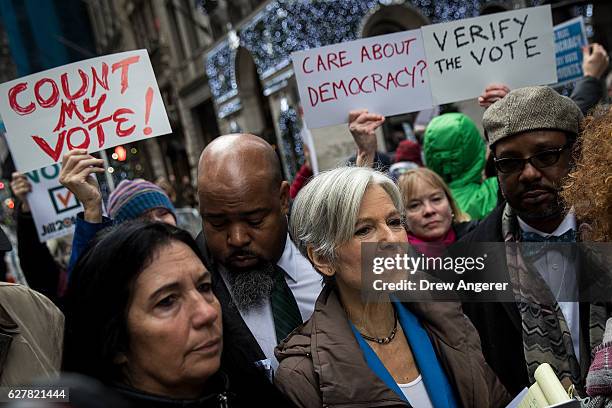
[{"x1": 372, "y1": 279, "x2": 509, "y2": 293}]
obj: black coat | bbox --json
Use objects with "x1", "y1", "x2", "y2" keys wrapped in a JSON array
[
  {"x1": 16, "y1": 205, "x2": 61, "y2": 305},
  {"x1": 195, "y1": 232, "x2": 295, "y2": 407},
  {"x1": 457, "y1": 204, "x2": 611, "y2": 396},
  {"x1": 570, "y1": 75, "x2": 606, "y2": 115},
  {"x1": 113, "y1": 372, "x2": 235, "y2": 408},
  {"x1": 453, "y1": 220, "x2": 479, "y2": 239}
]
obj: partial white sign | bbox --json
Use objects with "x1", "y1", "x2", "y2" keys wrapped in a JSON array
[{"x1": 25, "y1": 163, "x2": 83, "y2": 242}]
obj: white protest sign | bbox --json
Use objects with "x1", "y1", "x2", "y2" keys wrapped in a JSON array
[
  {"x1": 291, "y1": 29, "x2": 433, "y2": 129},
  {"x1": 422, "y1": 5, "x2": 556, "y2": 105},
  {"x1": 0, "y1": 49, "x2": 171, "y2": 172},
  {"x1": 25, "y1": 163, "x2": 82, "y2": 242}
]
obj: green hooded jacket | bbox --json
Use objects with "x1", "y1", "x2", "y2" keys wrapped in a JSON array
[{"x1": 423, "y1": 113, "x2": 498, "y2": 220}]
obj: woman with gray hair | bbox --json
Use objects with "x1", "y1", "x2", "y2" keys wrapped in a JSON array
[{"x1": 274, "y1": 166, "x2": 509, "y2": 408}]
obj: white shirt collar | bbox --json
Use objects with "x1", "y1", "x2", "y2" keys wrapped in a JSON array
[
  {"x1": 277, "y1": 233, "x2": 300, "y2": 283},
  {"x1": 518, "y1": 209, "x2": 576, "y2": 238}
]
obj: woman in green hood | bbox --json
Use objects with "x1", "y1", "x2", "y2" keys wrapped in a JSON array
[{"x1": 423, "y1": 113, "x2": 498, "y2": 220}]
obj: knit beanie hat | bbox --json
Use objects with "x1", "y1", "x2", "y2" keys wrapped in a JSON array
[
  {"x1": 586, "y1": 318, "x2": 612, "y2": 397},
  {"x1": 394, "y1": 140, "x2": 423, "y2": 165},
  {"x1": 107, "y1": 179, "x2": 176, "y2": 223}
]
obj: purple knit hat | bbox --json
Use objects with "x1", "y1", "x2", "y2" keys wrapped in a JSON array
[
  {"x1": 107, "y1": 179, "x2": 176, "y2": 223},
  {"x1": 586, "y1": 318, "x2": 612, "y2": 397}
]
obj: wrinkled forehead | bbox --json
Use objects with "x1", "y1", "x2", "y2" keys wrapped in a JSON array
[
  {"x1": 199, "y1": 145, "x2": 279, "y2": 185},
  {"x1": 200, "y1": 160, "x2": 277, "y2": 190},
  {"x1": 199, "y1": 171, "x2": 279, "y2": 212}
]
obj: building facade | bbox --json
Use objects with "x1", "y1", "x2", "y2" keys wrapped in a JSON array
[
  {"x1": 0, "y1": 0, "x2": 96, "y2": 179},
  {"x1": 203, "y1": 0, "x2": 528, "y2": 180}
]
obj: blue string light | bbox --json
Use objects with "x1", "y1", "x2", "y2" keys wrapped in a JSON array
[{"x1": 277, "y1": 106, "x2": 303, "y2": 181}]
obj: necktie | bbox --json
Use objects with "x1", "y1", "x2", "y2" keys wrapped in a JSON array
[
  {"x1": 521, "y1": 229, "x2": 576, "y2": 259},
  {"x1": 521, "y1": 229, "x2": 577, "y2": 243},
  {"x1": 270, "y1": 265, "x2": 303, "y2": 344}
]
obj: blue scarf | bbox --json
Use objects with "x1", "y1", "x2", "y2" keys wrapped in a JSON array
[{"x1": 349, "y1": 301, "x2": 459, "y2": 408}]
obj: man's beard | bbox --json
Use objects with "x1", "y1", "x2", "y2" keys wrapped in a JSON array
[
  {"x1": 502, "y1": 181, "x2": 564, "y2": 221},
  {"x1": 226, "y1": 261, "x2": 276, "y2": 312},
  {"x1": 515, "y1": 194, "x2": 563, "y2": 221}
]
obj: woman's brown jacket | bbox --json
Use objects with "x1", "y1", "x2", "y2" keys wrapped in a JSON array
[{"x1": 274, "y1": 286, "x2": 511, "y2": 408}]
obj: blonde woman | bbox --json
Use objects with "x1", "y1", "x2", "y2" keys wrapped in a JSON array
[{"x1": 398, "y1": 168, "x2": 476, "y2": 255}]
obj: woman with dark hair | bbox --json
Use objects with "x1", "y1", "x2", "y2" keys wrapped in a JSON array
[{"x1": 62, "y1": 221, "x2": 232, "y2": 407}]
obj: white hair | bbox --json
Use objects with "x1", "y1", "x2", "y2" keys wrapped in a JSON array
[{"x1": 290, "y1": 166, "x2": 403, "y2": 264}]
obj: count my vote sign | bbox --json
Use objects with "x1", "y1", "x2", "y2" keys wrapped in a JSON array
[
  {"x1": 0, "y1": 49, "x2": 171, "y2": 173},
  {"x1": 26, "y1": 163, "x2": 83, "y2": 242}
]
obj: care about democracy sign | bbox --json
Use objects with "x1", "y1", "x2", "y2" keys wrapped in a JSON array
[
  {"x1": 292, "y1": 29, "x2": 433, "y2": 129},
  {"x1": 292, "y1": 5, "x2": 557, "y2": 128}
]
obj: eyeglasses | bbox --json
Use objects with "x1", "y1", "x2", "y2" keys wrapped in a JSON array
[{"x1": 493, "y1": 144, "x2": 572, "y2": 174}]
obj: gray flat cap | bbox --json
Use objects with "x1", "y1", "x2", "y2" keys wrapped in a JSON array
[{"x1": 483, "y1": 86, "x2": 583, "y2": 146}]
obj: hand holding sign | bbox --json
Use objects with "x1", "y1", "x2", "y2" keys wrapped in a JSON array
[
  {"x1": 583, "y1": 43, "x2": 609, "y2": 79},
  {"x1": 10, "y1": 172, "x2": 32, "y2": 212},
  {"x1": 348, "y1": 109, "x2": 384, "y2": 167},
  {"x1": 58, "y1": 149, "x2": 104, "y2": 223},
  {"x1": 478, "y1": 83, "x2": 511, "y2": 108}
]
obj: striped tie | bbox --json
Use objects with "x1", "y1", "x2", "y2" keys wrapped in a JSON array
[{"x1": 270, "y1": 266, "x2": 303, "y2": 344}]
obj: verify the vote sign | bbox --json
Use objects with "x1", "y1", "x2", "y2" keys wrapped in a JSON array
[
  {"x1": 422, "y1": 5, "x2": 557, "y2": 104},
  {"x1": 26, "y1": 164, "x2": 83, "y2": 242}
]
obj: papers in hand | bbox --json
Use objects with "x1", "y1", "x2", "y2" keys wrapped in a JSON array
[{"x1": 506, "y1": 363, "x2": 580, "y2": 408}]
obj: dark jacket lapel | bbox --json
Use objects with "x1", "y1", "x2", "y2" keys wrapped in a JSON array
[{"x1": 456, "y1": 204, "x2": 528, "y2": 394}]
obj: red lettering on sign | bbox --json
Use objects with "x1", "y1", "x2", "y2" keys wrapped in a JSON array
[
  {"x1": 113, "y1": 108, "x2": 135, "y2": 137},
  {"x1": 143, "y1": 87, "x2": 153, "y2": 135},
  {"x1": 302, "y1": 57, "x2": 313, "y2": 74},
  {"x1": 53, "y1": 100, "x2": 86, "y2": 132},
  {"x1": 87, "y1": 115, "x2": 112, "y2": 148},
  {"x1": 8, "y1": 83, "x2": 35, "y2": 115},
  {"x1": 61, "y1": 69, "x2": 89, "y2": 100},
  {"x1": 34, "y1": 78, "x2": 59, "y2": 108},
  {"x1": 32, "y1": 131, "x2": 66, "y2": 162},
  {"x1": 83, "y1": 94, "x2": 107, "y2": 124},
  {"x1": 66, "y1": 127, "x2": 90, "y2": 150},
  {"x1": 91, "y1": 63, "x2": 109, "y2": 98},
  {"x1": 111, "y1": 56, "x2": 140, "y2": 94}
]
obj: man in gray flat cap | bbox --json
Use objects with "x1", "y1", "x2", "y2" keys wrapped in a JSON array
[{"x1": 459, "y1": 86, "x2": 612, "y2": 396}]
